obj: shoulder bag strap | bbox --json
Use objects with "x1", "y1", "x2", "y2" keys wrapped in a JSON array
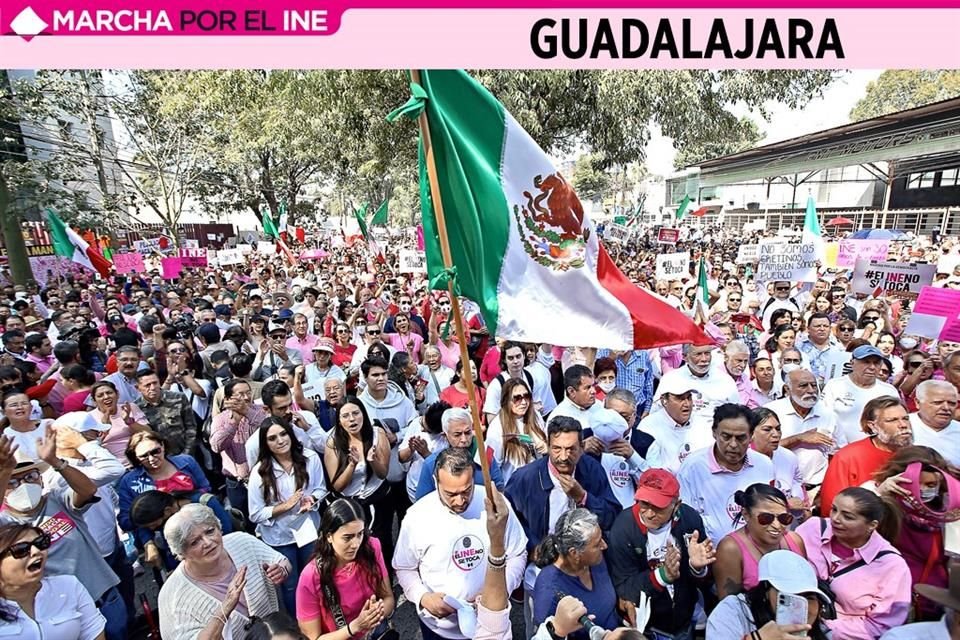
[
  {"x1": 831, "y1": 550, "x2": 898, "y2": 580},
  {"x1": 318, "y1": 559, "x2": 348, "y2": 630}
]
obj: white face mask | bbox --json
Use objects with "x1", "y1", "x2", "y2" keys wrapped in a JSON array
[
  {"x1": 6, "y1": 482, "x2": 42, "y2": 512},
  {"x1": 921, "y1": 488, "x2": 939, "y2": 503},
  {"x1": 899, "y1": 337, "x2": 918, "y2": 350},
  {"x1": 399, "y1": 303, "x2": 412, "y2": 313},
  {"x1": 597, "y1": 381, "x2": 616, "y2": 393}
]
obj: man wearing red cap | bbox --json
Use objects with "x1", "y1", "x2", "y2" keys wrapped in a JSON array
[{"x1": 606, "y1": 468, "x2": 716, "y2": 639}]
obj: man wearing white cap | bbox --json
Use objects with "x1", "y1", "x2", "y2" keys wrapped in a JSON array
[
  {"x1": 653, "y1": 343, "x2": 739, "y2": 448},
  {"x1": 252, "y1": 322, "x2": 302, "y2": 381},
  {"x1": 707, "y1": 549, "x2": 831, "y2": 638},
  {"x1": 641, "y1": 378, "x2": 701, "y2": 473},
  {"x1": 590, "y1": 408, "x2": 650, "y2": 508},
  {"x1": 822, "y1": 344, "x2": 900, "y2": 444}
]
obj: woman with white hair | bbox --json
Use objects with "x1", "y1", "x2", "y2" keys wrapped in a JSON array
[
  {"x1": 532, "y1": 508, "x2": 620, "y2": 639},
  {"x1": 157, "y1": 503, "x2": 291, "y2": 640}
]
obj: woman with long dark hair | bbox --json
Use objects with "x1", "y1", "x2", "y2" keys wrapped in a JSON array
[
  {"x1": 295, "y1": 498, "x2": 395, "y2": 640},
  {"x1": 248, "y1": 417, "x2": 328, "y2": 615},
  {"x1": 439, "y1": 357, "x2": 485, "y2": 411},
  {"x1": 485, "y1": 378, "x2": 546, "y2": 484},
  {"x1": 322, "y1": 398, "x2": 392, "y2": 562},
  {"x1": 0, "y1": 522, "x2": 105, "y2": 639}
]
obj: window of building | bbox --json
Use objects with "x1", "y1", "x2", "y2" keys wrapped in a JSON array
[
  {"x1": 940, "y1": 167, "x2": 960, "y2": 187},
  {"x1": 907, "y1": 172, "x2": 937, "y2": 189}
]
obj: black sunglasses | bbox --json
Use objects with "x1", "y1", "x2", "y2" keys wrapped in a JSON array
[
  {"x1": 137, "y1": 447, "x2": 163, "y2": 461},
  {"x1": 756, "y1": 512, "x2": 794, "y2": 526},
  {"x1": 3, "y1": 533, "x2": 51, "y2": 559}
]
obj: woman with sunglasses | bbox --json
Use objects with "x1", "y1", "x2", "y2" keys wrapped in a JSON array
[
  {"x1": 894, "y1": 350, "x2": 935, "y2": 413},
  {"x1": 485, "y1": 378, "x2": 546, "y2": 484},
  {"x1": 0, "y1": 523, "x2": 106, "y2": 640},
  {"x1": 713, "y1": 483, "x2": 804, "y2": 599},
  {"x1": 751, "y1": 408, "x2": 807, "y2": 515},
  {"x1": 117, "y1": 431, "x2": 224, "y2": 568},
  {"x1": 0, "y1": 391, "x2": 53, "y2": 462},
  {"x1": 248, "y1": 417, "x2": 327, "y2": 615},
  {"x1": 331, "y1": 323, "x2": 357, "y2": 369},
  {"x1": 295, "y1": 498, "x2": 394, "y2": 640},
  {"x1": 426, "y1": 297, "x2": 461, "y2": 371}
]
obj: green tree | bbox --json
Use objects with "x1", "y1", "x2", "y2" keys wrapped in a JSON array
[
  {"x1": 850, "y1": 70, "x2": 960, "y2": 121},
  {"x1": 571, "y1": 153, "x2": 611, "y2": 201},
  {"x1": 673, "y1": 116, "x2": 763, "y2": 168}
]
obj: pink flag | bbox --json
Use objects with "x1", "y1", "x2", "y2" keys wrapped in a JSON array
[{"x1": 416, "y1": 224, "x2": 425, "y2": 251}]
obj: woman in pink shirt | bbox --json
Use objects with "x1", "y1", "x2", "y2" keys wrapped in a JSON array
[
  {"x1": 797, "y1": 487, "x2": 912, "y2": 639},
  {"x1": 383, "y1": 313, "x2": 423, "y2": 365},
  {"x1": 89, "y1": 380, "x2": 150, "y2": 464},
  {"x1": 296, "y1": 498, "x2": 395, "y2": 640}
]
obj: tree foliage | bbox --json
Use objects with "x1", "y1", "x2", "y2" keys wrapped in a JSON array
[
  {"x1": 850, "y1": 70, "x2": 960, "y2": 121},
  {"x1": 571, "y1": 153, "x2": 611, "y2": 202}
]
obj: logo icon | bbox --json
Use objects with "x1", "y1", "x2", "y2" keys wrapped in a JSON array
[
  {"x1": 10, "y1": 7, "x2": 48, "y2": 40},
  {"x1": 512, "y1": 172, "x2": 590, "y2": 271},
  {"x1": 451, "y1": 534, "x2": 485, "y2": 571}
]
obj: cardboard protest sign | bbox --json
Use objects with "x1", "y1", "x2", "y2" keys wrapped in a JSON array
[
  {"x1": 257, "y1": 241, "x2": 276, "y2": 255},
  {"x1": 161, "y1": 257, "x2": 184, "y2": 279},
  {"x1": 604, "y1": 223, "x2": 629, "y2": 243},
  {"x1": 178, "y1": 248, "x2": 208, "y2": 268},
  {"x1": 904, "y1": 287, "x2": 960, "y2": 339},
  {"x1": 836, "y1": 239, "x2": 889, "y2": 268},
  {"x1": 113, "y1": 252, "x2": 144, "y2": 274},
  {"x1": 656, "y1": 252, "x2": 689, "y2": 280},
  {"x1": 657, "y1": 228, "x2": 679, "y2": 245},
  {"x1": 398, "y1": 249, "x2": 427, "y2": 274},
  {"x1": 823, "y1": 242, "x2": 840, "y2": 268},
  {"x1": 851, "y1": 259, "x2": 935, "y2": 298},
  {"x1": 236, "y1": 244, "x2": 254, "y2": 255},
  {"x1": 756, "y1": 242, "x2": 818, "y2": 283},
  {"x1": 735, "y1": 244, "x2": 758, "y2": 264},
  {"x1": 182, "y1": 239, "x2": 200, "y2": 249}
]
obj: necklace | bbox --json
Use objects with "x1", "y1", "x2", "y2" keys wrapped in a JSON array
[{"x1": 744, "y1": 529, "x2": 781, "y2": 557}]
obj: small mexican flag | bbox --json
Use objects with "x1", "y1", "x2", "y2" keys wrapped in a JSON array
[
  {"x1": 401, "y1": 70, "x2": 710, "y2": 349},
  {"x1": 370, "y1": 199, "x2": 389, "y2": 226},
  {"x1": 802, "y1": 195, "x2": 825, "y2": 263},
  {"x1": 354, "y1": 203, "x2": 385, "y2": 263},
  {"x1": 260, "y1": 209, "x2": 296, "y2": 264},
  {"x1": 675, "y1": 194, "x2": 692, "y2": 220},
  {"x1": 46, "y1": 209, "x2": 112, "y2": 277}
]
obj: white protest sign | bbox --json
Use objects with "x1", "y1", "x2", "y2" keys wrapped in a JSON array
[
  {"x1": 851, "y1": 259, "x2": 936, "y2": 298},
  {"x1": 182, "y1": 239, "x2": 200, "y2": 249},
  {"x1": 236, "y1": 244, "x2": 254, "y2": 255},
  {"x1": 938, "y1": 253, "x2": 960, "y2": 274},
  {"x1": 217, "y1": 249, "x2": 244, "y2": 265},
  {"x1": 257, "y1": 241, "x2": 276, "y2": 255},
  {"x1": 398, "y1": 249, "x2": 427, "y2": 274},
  {"x1": 756, "y1": 242, "x2": 818, "y2": 283},
  {"x1": 736, "y1": 244, "x2": 759, "y2": 264},
  {"x1": 656, "y1": 252, "x2": 689, "y2": 280},
  {"x1": 604, "y1": 223, "x2": 629, "y2": 243},
  {"x1": 133, "y1": 238, "x2": 161, "y2": 255}
]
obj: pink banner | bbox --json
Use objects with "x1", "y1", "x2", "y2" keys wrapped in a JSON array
[
  {"x1": 836, "y1": 239, "x2": 889, "y2": 268},
  {"x1": 113, "y1": 252, "x2": 145, "y2": 274},
  {"x1": 941, "y1": 318, "x2": 960, "y2": 343},
  {"x1": 161, "y1": 257, "x2": 184, "y2": 279},
  {"x1": 416, "y1": 224, "x2": 425, "y2": 251},
  {"x1": 913, "y1": 287, "x2": 960, "y2": 318}
]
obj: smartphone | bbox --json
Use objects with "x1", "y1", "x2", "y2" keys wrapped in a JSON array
[
  {"x1": 945, "y1": 520, "x2": 960, "y2": 557},
  {"x1": 776, "y1": 592, "x2": 808, "y2": 626}
]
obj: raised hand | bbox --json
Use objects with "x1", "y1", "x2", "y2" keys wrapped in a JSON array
[
  {"x1": 0, "y1": 436, "x2": 20, "y2": 471},
  {"x1": 687, "y1": 530, "x2": 716, "y2": 570}
]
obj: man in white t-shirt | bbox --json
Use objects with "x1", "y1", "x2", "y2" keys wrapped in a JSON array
[
  {"x1": 641, "y1": 377, "x2": 700, "y2": 473},
  {"x1": 548, "y1": 364, "x2": 606, "y2": 431},
  {"x1": 822, "y1": 345, "x2": 899, "y2": 444},
  {"x1": 653, "y1": 343, "x2": 739, "y2": 447},
  {"x1": 677, "y1": 403, "x2": 775, "y2": 543},
  {"x1": 766, "y1": 369, "x2": 845, "y2": 488},
  {"x1": 911, "y1": 380, "x2": 960, "y2": 466},
  {"x1": 394, "y1": 447, "x2": 528, "y2": 640},
  {"x1": 589, "y1": 408, "x2": 649, "y2": 508}
]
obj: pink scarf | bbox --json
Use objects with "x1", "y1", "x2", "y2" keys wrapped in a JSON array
[{"x1": 898, "y1": 462, "x2": 960, "y2": 530}]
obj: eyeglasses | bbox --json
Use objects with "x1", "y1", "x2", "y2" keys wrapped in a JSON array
[
  {"x1": 775, "y1": 286, "x2": 790, "y2": 292},
  {"x1": 782, "y1": 358, "x2": 802, "y2": 365},
  {"x1": 755, "y1": 512, "x2": 795, "y2": 526},
  {"x1": 728, "y1": 298, "x2": 741, "y2": 303},
  {"x1": 838, "y1": 326, "x2": 855, "y2": 332},
  {"x1": 2, "y1": 533, "x2": 51, "y2": 559},
  {"x1": 726, "y1": 281, "x2": 738, "y2": 286},
  {"x1": 136, "y1": 447, "x2": 163, "y2": 461},
  {"x1": 168, "y1": 348, "x2": 186, "y2": 354},
  {"x1": 336, "y1": 329, "x2": 350, "y2": 334},
  {"x1": 863, "y1": 316, "x2": 881, "y2": 322},
  {"x1": 7, "y1": 469, "x2": 41, "y2": 490},
  {"x1": 367, "y1": 330, "x2": 381, "y2": 336},
  {"x1": 511, "y1": 392, "x2": 532, "y2": 403},
  {"x1": 906, "y1": 360, "x2": 925, "y2": 369}
]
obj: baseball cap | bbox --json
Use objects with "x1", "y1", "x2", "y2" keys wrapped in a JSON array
[
  {"x1": 275, "y1": 309, "x2": 294, "y2": 321},
  {"x1": 852, "y1": 345, "x2": 885, "y2": 361},
  {"x1": 633, "y1": 468, "x2": 680, "y2": 508},
  {"x1": 589, "y1": 408, "x2": 629, "y2": 445},
  {"x1": 53, "y1": 411, "x2": 103, "y2": 433},
  {"x1": 196, "y1": 323, "x2": 221, "y2": 344},
  {"x1": 657, "y1": 376, "x2": 701, "y2": 398},
  {"x1": 214, "y1": 304, "x2": 233, "y2": 317},
  {"x1": 268, "y1": 322, "x2": 287, "y2": 335},
  {"x1": 312, "y1": 337, "x2": 335, "y2": 353},
  {"x1": 758, "y1": 550, "x2": 829, "y2": 601}
]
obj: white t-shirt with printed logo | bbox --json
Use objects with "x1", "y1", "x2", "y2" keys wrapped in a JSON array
[
  {"x1": 640, "y1": 410, "x2": 702, "y2": 474},
  {"x1": 822, "y1": 375, "x2": 899, "y2": 444},
  {"x1": 677, "y1": 447, "x2": 775, "y2": 543},
  {"x1": 600, "y1": 452, "x2": 646, "y2": 509}
]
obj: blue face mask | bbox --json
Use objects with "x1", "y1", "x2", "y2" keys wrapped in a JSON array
[{"x1": 921, "y1": 488, "x2": 939, "y2": 503}]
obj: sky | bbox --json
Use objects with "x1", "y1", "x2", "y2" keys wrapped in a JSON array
[{"x1": 643, "y1": 69, "x2": 884, "y2": 176}]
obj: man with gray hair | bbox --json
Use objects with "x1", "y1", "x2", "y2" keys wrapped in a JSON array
[
  {"x1": 414, "y1": 407, "x2": 505, "y2": 500},
  {"x1": 394, "y1": 447, "x2": 527, "y2": 640},
  {"x1": 765, "y1": 368, "x2": 844, "y2": 489},
  {"x1": 653, "y1": 343, "x2": 739, "y2": 448},
  {"x1": 724, "y1": 340, "x2": 768, "y2": 408},
  {"x1": 911, "y1": 379, "x2": 960, "y2": 465},
  {"x1": 421, "y1": 344, "x2": 453, "y2": 406}
]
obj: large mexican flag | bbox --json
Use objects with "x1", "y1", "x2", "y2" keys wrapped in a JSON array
[
  {"x1": 46, "y1": 209, "x2": 112, "y2": 277},
  {"x1": 411, "y1": 70, "x2": 711, "y2": 349}
]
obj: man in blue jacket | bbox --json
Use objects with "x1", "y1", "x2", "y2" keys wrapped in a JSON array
[{"x1": 506, "y1": 415, "x2": 622, "y2": 639}]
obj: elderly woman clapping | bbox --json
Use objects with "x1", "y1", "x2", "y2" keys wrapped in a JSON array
[{"x1": 157, "y1": 504, "x2": 291, "y2": 640}]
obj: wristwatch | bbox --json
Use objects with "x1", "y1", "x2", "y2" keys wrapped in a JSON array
[
  {"x1": 545, "y1": 619, "x2": 565, "y2": 640},
  {"x1": 52, "y1": 458, "x2": 69, "y2": 473}
]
